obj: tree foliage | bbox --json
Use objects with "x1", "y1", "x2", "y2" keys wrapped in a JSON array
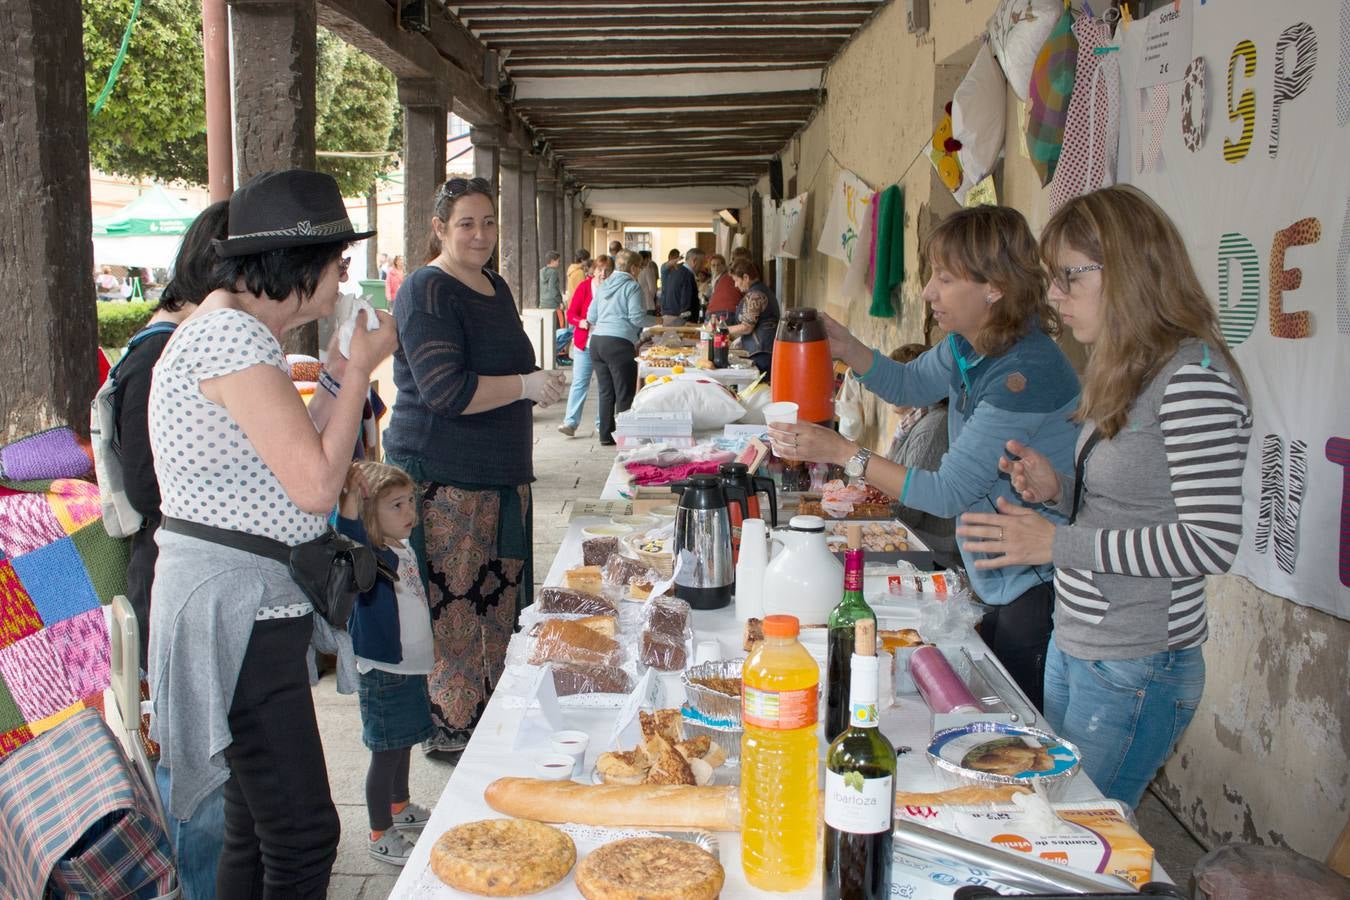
[{"x1": 82, "y1": 1, "x2": 400, "y2": 195}]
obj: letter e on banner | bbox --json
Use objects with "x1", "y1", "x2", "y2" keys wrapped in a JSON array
[{"x1": 1269, "y1": 218, "x2": 1320, "y2": 338}]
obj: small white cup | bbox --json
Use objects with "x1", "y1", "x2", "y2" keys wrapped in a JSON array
[
  {"x1": 762, "y1": 401, "x2": 799, "y2": 427},
  {"x1": 548, "y1": 730, "x2": 589, "y2": 778},
  {"x1": 534, "y1": 752, "x2": 577, "y2": 781},
  {"x1": 695, "y1": 639, "x2": 721, "y2": 666}
]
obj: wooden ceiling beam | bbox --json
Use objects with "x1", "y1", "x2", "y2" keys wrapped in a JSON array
[
  {"x1": 502, "y1": 39, "x2": 842, "y2": 55},
  {"x1": 481, "y1": 27, "x2": 853, "y2": 41},
  {"x1": 508, "y1": 64, "x2": 815, "y2": 77},
  {"x1": 460, "y1": 7, "x2": 873, "y2": 22},
  {"x1": 515, "y1": 90, "x2": 817, "y2": 112}
]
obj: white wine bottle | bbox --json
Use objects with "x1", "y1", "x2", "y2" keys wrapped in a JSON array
[{"x1": 823, "y1": 619, "x2": 895, "y2": 900}]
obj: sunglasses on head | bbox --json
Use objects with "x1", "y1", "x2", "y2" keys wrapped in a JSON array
[{"x1": 439, "y1": 176, "x2": 492, "y2": 199}]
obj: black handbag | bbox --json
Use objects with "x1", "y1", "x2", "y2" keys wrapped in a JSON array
[{"x1": 162, "y1": 518, "x2": 376, "y2": 629}]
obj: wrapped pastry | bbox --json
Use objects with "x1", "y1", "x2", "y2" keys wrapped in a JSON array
[
  {"x1": 643, "y1": 596, "x2": 690, "y2": 642},
  {"x1": 552, "y1": 664, "x2": 634, "y2": 697},
  {"x1": 537, "y1": 586, "x2": 616, "y2": 616}
]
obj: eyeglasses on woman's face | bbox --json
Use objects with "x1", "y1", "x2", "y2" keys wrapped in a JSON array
[{"x1": 1050, "y1": 263, "x2": 1103, "y2": 294}]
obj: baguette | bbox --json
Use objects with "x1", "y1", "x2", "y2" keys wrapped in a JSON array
[{"x1": 484, "y1": 778, "x2": 740, "y2": 832}]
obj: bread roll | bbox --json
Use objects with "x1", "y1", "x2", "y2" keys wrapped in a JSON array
[
  {"x1": 893, "y1": 784, "x2": 1031, "y2": 807},
  {"x1": 484, "y1": 778, "x2": 740, "y2": 832}
]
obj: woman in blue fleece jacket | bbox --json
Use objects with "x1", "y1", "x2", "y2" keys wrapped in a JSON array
[
  {"x1": 337, "y1": 461, "x2": 436, "y2": 867},
  {"x1": 768, "y1": 206, "x2": 1080, "y2": 710}
]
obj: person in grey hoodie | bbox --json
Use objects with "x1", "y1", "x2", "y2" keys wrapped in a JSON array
[
  {"x1": 587, "y1": 249, "x2": 655, "y2": 445},
  {"x1": 958, "y1": 186, "x2": 1252, "y2": 808}
]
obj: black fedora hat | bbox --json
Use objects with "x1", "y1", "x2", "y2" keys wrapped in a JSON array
[{"x1": 213, "y1": 170, "x2": 375, "y2": 257}]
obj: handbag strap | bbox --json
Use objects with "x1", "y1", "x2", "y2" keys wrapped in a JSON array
[
  {"x1": 1069, "y1": 427, "x2": 1103, "y2": 525},
  {"x1": 162, "y1": 517, "x2": 293, "y2": 565}
]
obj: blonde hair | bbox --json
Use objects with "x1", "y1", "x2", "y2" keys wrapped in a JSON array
[
  {"x1": 924, "y1": 205, "x2": 1060, "y2": 357},
  {"x1": 352, "y1": 461, "x2": 416, "y2": 548},
  {"x1": 1040, "y1": 184, "x2": 1246, "y2": 439}
]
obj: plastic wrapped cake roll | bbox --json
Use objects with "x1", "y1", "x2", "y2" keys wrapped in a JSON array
[
  {"x1": 909, "y1": 645, "x2": 982, "y2": 714},
  {"x1": 536, "y1": 586, "x2": 617, "y2": 616}
]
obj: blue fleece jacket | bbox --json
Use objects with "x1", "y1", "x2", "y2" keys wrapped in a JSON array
[
  {"x1": 589, "y1": 271, "x2": 653, "y2": 344},
  {"x1": 336, "y1": 514, "x2": 402, "y2": 665},
  {"x1": 858, "y1": 329, "x2": 1081, "y2": 605}
]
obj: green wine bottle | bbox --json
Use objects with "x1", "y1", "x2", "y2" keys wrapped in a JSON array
[
  {"x1": 824, "y1": 619, "x2": 895, "y2": 900},
  {"x1": 827, "y1": 525, "x2": 876, "y2": 742}
]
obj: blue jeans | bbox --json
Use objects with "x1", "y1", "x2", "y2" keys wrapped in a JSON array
[
  {"x1": 155, "y1": 765, "x2": 226, "y2": 900},
  {"x1": 1043, "y1": 637, "x2": 1204, "y2": 808},
  {"x1": 564, "y1": 346, "x2": 597, "y2": 429}
]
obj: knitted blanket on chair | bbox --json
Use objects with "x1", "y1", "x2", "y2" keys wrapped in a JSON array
[{"x1": 0, "y1": 474, "x2": 126, "y2": 760}]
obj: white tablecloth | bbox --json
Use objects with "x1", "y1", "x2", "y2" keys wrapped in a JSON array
[
  {"x1": 389, "y1": 511, "x2": 1161, "y2": 898},
  {"x1": 637, "y1": 363, "x2": 761, "y2": 390}
]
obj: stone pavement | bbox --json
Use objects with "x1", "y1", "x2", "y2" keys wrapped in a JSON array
[{"x1": 314, "y1": 365, "x2": 1204, "y2": 897}]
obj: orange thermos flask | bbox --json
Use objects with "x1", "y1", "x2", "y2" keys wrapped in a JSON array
[{"x1": 772, "y1": 309, "x2": 835, "y2": 424}]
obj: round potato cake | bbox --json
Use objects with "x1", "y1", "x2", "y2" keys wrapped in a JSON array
[
  {"x1": 430, "y1": 819, "x2": 576, "y2": 896},
  {"x1": 575, "y1": 837, "x2": 724, "y2": 900}
]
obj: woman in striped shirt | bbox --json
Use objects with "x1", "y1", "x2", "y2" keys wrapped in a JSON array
[{"x1": 958, "y1": 185, "x2": 1253, "y2": 807}]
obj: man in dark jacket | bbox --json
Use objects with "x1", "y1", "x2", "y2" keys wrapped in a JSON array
[{"x1": 660, "y1": 248, "x2": 703, "y2": 323}]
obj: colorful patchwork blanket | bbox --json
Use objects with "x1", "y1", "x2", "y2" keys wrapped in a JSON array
[{"x1": 0, "y1": 473, "x2": 126, "y2": 759}]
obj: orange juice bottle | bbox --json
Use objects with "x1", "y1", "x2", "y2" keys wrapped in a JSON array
[{"x1": 741, "y1": 614, "x2": 820, "y2": 891}]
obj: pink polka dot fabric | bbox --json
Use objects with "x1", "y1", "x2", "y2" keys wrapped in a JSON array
[{"x1": 1049, "y1": 16, "x2": 1121, "y2": 214}]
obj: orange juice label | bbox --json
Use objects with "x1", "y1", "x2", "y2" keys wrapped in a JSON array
[{"x1": 742, "y1": 684, "x2": 818, "y2": 729}]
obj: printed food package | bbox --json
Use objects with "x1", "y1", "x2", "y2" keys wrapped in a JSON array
[{"x1": 894, "y1": 799, "x2": 1155, "y2": 886}]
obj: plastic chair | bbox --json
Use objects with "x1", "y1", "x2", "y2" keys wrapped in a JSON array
[{"x1": 110, "y1": 594, "x2": 158, "y2": 793}]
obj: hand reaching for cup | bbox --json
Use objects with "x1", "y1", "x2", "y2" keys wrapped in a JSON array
[
  {"x1": 520, "y1": 369, "x2": 568, "y2": 407},
  {"x1": 998, "y1": 439, "x2": 1062, "y2": 505}
]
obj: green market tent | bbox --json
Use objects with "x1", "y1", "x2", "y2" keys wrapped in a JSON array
[{"x1": 92, "y1": 185, "x2": 202, "y2": 270}]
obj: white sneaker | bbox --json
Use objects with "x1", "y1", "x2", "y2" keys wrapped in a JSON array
[{"x1": 368, "y1": 829, "x2": 415, "y2": 866}]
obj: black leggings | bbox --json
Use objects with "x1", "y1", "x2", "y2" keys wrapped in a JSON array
[
  {"x1": 589, "y1": 335, "x2": 638, "y2": 442},
  {"x1": 366, "y1": 747, "x2": 412, "y2": 832},
  {"x1": 217, "y1": 615, "x2": 339, "y2": 900},
  {"x1": 979, "y1": 581, "x2": 1055, "y2": 712}
]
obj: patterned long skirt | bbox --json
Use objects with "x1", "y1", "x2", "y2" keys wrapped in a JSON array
[{"x1": 404, "y1": 479, "x2": 533, "y2": 752}]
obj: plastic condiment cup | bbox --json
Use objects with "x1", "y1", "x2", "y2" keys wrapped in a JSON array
[
  {"x1": 762, "y1": 401, "x2": 799, "y2": 427},
  {"x1": 534, "y1": 752, "x2": 577, "y2": 781},
  {"x1": 548, "y1": 731, "x2": 589, "y2": 778}
]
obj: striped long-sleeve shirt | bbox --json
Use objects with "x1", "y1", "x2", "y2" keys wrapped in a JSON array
[{"x1": 1049, "y1": 340, "x2": 1253, "y2": 660}]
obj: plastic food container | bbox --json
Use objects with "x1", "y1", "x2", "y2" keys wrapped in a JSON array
[
  {"x1": 680, "y1": 705, "x2": 743, "y2": 766},
  {"x1": 926, "y1": 722, "x2": 1082, "y2": 799},
  {"x1": 582, "y1": 523, "x2": 633, "y2": 538}
]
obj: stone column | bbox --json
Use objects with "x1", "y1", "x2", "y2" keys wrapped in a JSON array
[
  {"x1": 229, "y1": 0, "x2": 318, "y2": 353},
  {"x1": 519, "y1": 154, "x2": 540, "y2": 308},
  {"x1": 398, "y1": 78, "x2": 448, "y2": 274},
  {"x1": 561, "y1": 185, "x2": 576, "y2": 269},
  {"x1": 229, "y1": 0, "x2": 317, "y2": 179},
  {"x1": 536, "y1": 166, "x2": 559, "y2": 300},
  {"x1": 470, "y1": 126, "x2": 501, "y2": 268},
  {"x1": 498, "y1": 146, "x2": 523, "y2": 307},
  {"x1": 553, "y1": 189, "x2": 567, "y2": 267},
  {"x1": 0, "y1": 0, "x2": 98, "y2": 441}
]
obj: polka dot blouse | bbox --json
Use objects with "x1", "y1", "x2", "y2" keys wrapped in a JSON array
[{"x1": 149, "y1": 308, "x2": 329, "y2": 545}]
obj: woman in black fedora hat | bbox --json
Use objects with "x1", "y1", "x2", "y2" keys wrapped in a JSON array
[
  {"x1": 146, "y1": 169, "x2": 397, "y2": 898},
  {"x1": 382, "y1": 177, "x2": 566, "y2": 762}
]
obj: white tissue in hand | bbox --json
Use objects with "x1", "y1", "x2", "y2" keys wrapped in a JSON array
[{"x1": 336, "y1": 293, "x2": 379, "y2": 358}]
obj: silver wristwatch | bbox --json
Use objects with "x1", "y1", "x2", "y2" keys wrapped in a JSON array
[{"x1": 844, "y1": 446, "x2": 873, "y2": 479}]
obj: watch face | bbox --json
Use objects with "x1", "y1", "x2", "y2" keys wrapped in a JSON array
[{"x1": 845, "y1": 457, "x2": 863, "y2": 477}]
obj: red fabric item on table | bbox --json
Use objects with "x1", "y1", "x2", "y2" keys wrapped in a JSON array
[
  {"x1": 567, "y1": 277, "x2": 595, "y2": 350},
  {"x1": 706, "y1": 275, "x2": 742, "y2": 316},
  {"x1": 624, "y1": 459, "x2": 725, "y2": 486}
]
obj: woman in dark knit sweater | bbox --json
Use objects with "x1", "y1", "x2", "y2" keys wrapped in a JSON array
[
  {"x1": 383, "y1": 177, "x2": 565, "y2": 760},
  {"x1": 959, "y1": 186, "x2": 1252, "y2": 806}
]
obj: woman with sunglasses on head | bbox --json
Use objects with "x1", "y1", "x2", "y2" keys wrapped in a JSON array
[
  {"x1": 767, "y1": 206, "x2": 1081, "y2": 710},
  {"x1": 957, "y1": 186, "x2": 1252, "y2": 806},
  {"x1": 383, "y1": 177, "x2": 566, "y2": 762}
]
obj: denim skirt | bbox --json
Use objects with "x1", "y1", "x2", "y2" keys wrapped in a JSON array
[{"x1": 357, "y1": 669, "x2": 437, "y2": 752}]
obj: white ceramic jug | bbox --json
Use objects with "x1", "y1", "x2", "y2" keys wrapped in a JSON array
[{"x1": 760, "y1": 515, "x2": 843, "y2": 625}]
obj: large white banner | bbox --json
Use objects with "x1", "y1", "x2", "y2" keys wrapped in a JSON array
[{"x1": 1116, "y1": 0, "x2": 1350, "y2": 617}]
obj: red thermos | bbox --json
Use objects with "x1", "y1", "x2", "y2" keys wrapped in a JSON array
[{"x1": 772, "y1": 309, "x2": 835, "y2": 424}]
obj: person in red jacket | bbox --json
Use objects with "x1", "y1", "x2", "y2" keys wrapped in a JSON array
[
  {"x1": 705, "y1": 253, "x2": 742, "y2": 318},
  {"x1": 558, "y1": 255, "x2": 611, "y2": 436}
]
